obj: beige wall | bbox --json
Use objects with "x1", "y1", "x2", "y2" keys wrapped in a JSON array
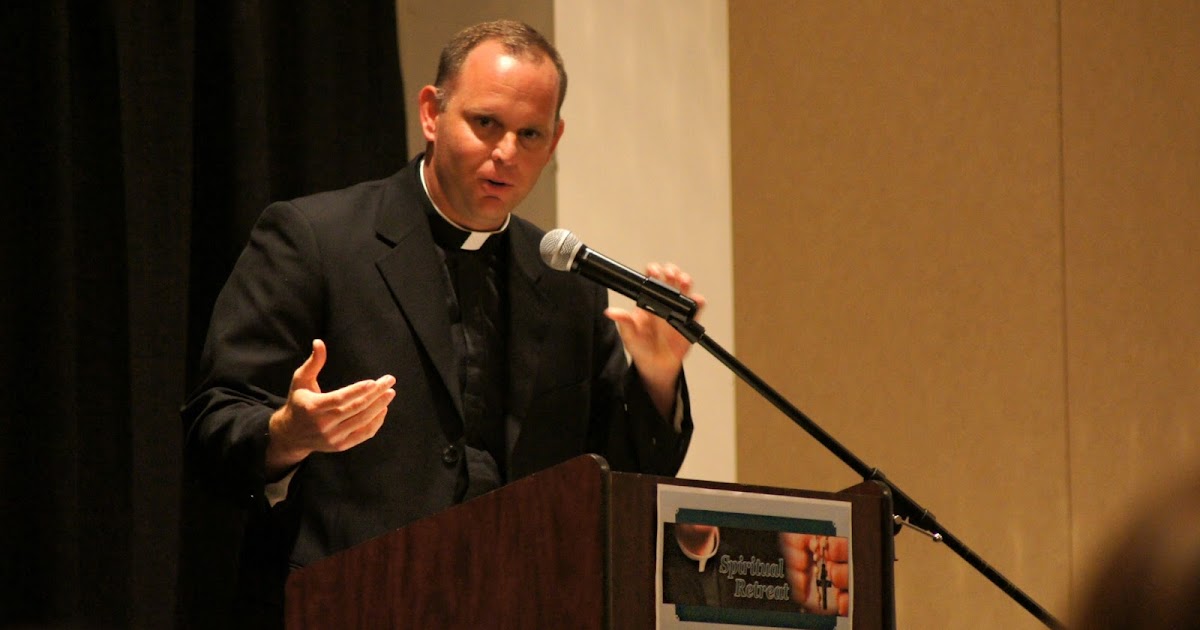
[
  {"x1": 555, "y1": 0, "x2": 736, "y2": 482},
  {"x1": 731, "y1": 1, "x2": 1199, "y2": 628},
  {"x1": 1060, "y1": 0, "x2": 1200, "y2": 602}
]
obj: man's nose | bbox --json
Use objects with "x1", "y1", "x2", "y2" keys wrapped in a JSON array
[{"x1": 492, "y1": 132, "x2": 518, "y2": 162}]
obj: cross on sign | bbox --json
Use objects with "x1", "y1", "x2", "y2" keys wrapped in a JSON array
[{"x1": 816, "y1": 558, "x2": 833, "y2": 609}]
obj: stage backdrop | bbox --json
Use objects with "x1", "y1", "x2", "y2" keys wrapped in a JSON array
[{"x1": 1, "y1": 2, "x2": 407, "y2": 627}]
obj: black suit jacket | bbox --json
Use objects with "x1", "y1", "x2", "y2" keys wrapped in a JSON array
[{"x1": 182, "y1": 156, "x2": 692, "y2": 598}]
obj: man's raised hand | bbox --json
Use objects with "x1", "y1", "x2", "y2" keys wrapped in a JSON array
[{"x1": 265, "y1": 339, "x2": 396, "y2": 478}]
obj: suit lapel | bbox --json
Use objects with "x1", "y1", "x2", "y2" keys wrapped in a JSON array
[
  {"x1": 505, "y1": 221, "x2": 552, "y2": 452},
  {"x1": 373, "y1": 166, "x2": 464, "y2": 421},
  {"x1": 372, "y1": 165, "x2": 554, "y2": 453}
]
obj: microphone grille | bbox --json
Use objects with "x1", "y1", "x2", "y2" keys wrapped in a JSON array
[{"x1": 539, "y1": 229, "x2": 583, "y2": 271}]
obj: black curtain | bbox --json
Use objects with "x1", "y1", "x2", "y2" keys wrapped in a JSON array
[{"x1": 1, "y1": 1, "x2": 407, "y2": 627}]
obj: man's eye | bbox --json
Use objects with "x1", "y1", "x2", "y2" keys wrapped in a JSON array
[
  {"x1": 476, "y1": 116, "x2": 494, "y2": 127},
  {"x1": 520, "y1": 129, "x2": 542, "y2": 141}
]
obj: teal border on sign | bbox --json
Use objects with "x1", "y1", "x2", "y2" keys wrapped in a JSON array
[
  {"x1": 676, "y1": 605, "x2": 837, "y2": 629},
  {"x1": 675, "y1": 509, "x2": 838, "y2": 536}
]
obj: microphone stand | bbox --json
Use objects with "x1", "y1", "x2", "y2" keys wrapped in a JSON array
[{"x1": 666, "y1": 317, "x2": 1065, "y2": 630}]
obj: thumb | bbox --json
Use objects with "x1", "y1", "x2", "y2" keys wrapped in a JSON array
[{"x1": 291, "y1": 339, "x2": 327, "y2": 394}]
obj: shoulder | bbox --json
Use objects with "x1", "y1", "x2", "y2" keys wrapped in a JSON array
[
  {"x1": 287, "y1": 168, "x2": 411, "y2": 226},
  {"x1": 254, "y1": 158, "x2": 425, "y2": 249},
  {"x1": 509, "y1": 217, "x2": 608, "y2": 308},
  {"x1": 508, "y1": 212, "x2": 547, "y2": 244}
]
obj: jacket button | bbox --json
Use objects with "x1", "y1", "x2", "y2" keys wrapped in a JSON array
[{"x1": 441, "y1": 444, "x2": 461, "y2": 466}]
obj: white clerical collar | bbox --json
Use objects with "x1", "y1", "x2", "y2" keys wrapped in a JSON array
[{"x1": 419, "y1": 156, "x2": 510, "y2": 251}]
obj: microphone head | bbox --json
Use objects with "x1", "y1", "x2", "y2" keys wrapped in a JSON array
[{"x1": 539, "y1": 229, "x2": 584, "y2": 271}]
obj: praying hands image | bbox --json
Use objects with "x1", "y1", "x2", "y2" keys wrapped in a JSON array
[{"x1": 779, "y1": 533, "x2": 850, "y2": 616}]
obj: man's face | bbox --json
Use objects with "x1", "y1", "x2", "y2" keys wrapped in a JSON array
[{"x1": 419, "y1": 40, "x2": 565, "y2": 231}]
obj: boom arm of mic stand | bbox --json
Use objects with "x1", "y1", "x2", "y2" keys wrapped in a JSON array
[{"x1": 668, "y1": 318, "x2": 1065, "y2": 630}]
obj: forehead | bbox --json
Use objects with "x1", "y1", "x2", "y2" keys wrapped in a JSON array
[{"x1": 449, "y1": 40, "x2": 560, "y2": 119}]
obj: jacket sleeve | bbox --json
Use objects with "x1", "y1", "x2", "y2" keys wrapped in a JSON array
[{"x1": 181, "y1": 201, "x2": 323, "y2": 506}]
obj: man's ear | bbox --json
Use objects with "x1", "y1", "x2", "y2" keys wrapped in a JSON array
[{"x1": 418, "y1": 85, "x2": 441, "y2": 143}]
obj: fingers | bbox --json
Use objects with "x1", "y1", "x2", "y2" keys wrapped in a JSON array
[
  {"x1": 779, "y1": 533, "x2": 816, "y2": 567},
  {"x1": 826, "y1": 537, "x2": 850, "y2": 562},
  {"x1": 283, "y1": 372, "x2": 397, "y2": 454},
  {"x1": 646, "y1": 262, "x2": 707, "y2": 316},
  {"x1": 646, "y1": 262, "x2": 690, "y2": 292},
  {"x1": 337, "y1": 400, "x2": 390, "y2": 446},
  {"x1": 603, "y1": 306, "x2": 634, "y2": 328},
  {"x1": 605, "y1": 262, "x2": 705, "y2": 331},
  {"x1": 306, "y1": 375, "x2": 395, "y2": 439},
  {"x1": 780, "y1": 533, "x2": 813, "y2": 603},
  {"x1": 604, "y1": 306, "x2": 660, "y2": 352},
  {"x1": 326, "y1": 378, "x2": 396, "y2": 446},
  {"x1": 830, "y1": 562, "x2": 850, "y2": 590}
]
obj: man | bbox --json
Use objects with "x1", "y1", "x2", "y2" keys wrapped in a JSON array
[{"x1": 182, "y1": 19, "x2": 704, "y2": 620}]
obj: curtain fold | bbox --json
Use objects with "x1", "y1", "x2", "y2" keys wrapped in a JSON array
[{"x1": 1, "y1": 2, "x2": 406, "y2": 627}]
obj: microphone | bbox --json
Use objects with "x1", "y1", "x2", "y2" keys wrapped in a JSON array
[{"x1": 539, "y1": 229, "x2": 698, "y2": 323}]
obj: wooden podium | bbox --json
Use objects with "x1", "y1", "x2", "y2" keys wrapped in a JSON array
[{"x1": 284, "y1": 455, "x2": 895, "y2": 629}]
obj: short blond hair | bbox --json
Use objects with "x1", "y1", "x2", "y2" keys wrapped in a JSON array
[{"x1": 434, "y1": 20, "x2": 567, "y2": 118}]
